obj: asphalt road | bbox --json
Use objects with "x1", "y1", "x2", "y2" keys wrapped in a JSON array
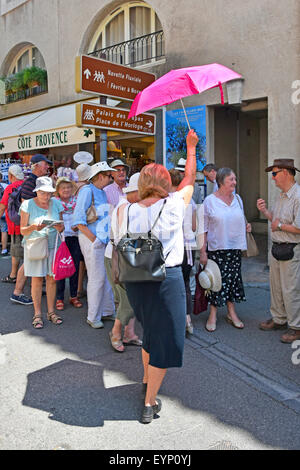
[{"x1": 0, "y1": 255, "x2": 300, "y2": 451}]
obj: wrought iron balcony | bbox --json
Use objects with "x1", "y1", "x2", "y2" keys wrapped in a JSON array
[
  {"x1": 5, "y1": 83, "x2": 48, "y2": 104},
  {"x1": 89, "y1": 30, "x2": 165, "y2": 67}
]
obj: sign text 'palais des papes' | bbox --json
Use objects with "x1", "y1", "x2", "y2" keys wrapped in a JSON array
[{"x1": 76, "y1": 103, "x2": 156, "y2": 136}]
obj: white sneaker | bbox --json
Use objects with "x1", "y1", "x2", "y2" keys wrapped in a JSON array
[{"x1": 87, "y1": 319, "x2": 104, "y2": 329}]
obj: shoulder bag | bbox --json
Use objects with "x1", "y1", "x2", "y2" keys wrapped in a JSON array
[
  {"x1": 236, "y1": 194, "x2": 259, "y2": 257},
  {"x1": 25, "y1": 200, "x2": 53, "y2": 261},
  {"x1": 116, "y1": 199, "x2": 167, "y2": 283},
  {"x1": 86, "y1": 190, "x2": 98, "y2": 224}
]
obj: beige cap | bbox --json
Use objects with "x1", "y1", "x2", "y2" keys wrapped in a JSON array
[
  {"x1": 76, "y1": 163, "x2": 92, "y2": 182},
  {"x1": 8, "y1": 164, "x2": 24, "y2": 180}
]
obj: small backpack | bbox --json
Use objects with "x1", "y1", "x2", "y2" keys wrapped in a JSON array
[{"x1": 7, "y1": 185, "x2": 23, "y2": 225}]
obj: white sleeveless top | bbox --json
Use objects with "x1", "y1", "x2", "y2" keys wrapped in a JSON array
[{"x1": 111, "y1": 192, "x2": 186, "y2": 267}]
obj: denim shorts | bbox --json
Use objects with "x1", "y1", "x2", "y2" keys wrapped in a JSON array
[{"x1": 0, "y1": 218, "x2": 7, "y2": 232}]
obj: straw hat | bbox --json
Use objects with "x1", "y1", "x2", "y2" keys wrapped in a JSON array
[
  {"x1": 174, "y1": 158, "x2": 186, "y2": 172},
  {"x1": 55, "y1": 176, "x2": 77, "y2": 192},
  {"x1": 73, "y1": 151, "x2": 94, "y2": 164},
  {"x1": 76, "y1": 163, "x2": 92, "y2": 182},
  {"x1": 198, "y1": 260, "x2": 222, "y2": 292},
  {"x1": 123, "y1": 172, "x2": 140, "y2": 194},
  {"x1": 33, "y1": 176, "x2": 56, "y2": 193},
  {"x1": 110, "y1": 158, "x2": 130, "y2": 170}
]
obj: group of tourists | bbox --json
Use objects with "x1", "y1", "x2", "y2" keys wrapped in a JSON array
[{"x1": 1, "y1": 128, "x2": 300, "y2": 424}]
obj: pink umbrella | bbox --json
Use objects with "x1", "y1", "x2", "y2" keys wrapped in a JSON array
[{"x1": 128, "y1": 63, "x2": 242, "y2": 128}]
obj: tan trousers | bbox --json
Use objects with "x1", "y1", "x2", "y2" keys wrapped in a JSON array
[
  {"x1": 104, "y1": 256, "x2": 134, "y2": 326},
  {"x1": 270, "y1": 244, "x2": 300, "y2": 329}
]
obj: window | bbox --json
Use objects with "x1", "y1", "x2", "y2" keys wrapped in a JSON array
[
  {"x1": 89, "y1": 2, "x2": 164, "y2": 66},
  {"x1": 4, "y1": 45, "x2": 47, "y2": 103},
  {"x1": 9, "y1": 45, "x2": 46, "y2": 74}
]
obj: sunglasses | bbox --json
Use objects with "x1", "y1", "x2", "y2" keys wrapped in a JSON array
[{"x1": 272, "y1": 170, "x2": 283, "y2": 177}]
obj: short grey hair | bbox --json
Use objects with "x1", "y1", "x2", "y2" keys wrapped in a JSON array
[
  {"x1": 216, "y1": 167, "x2": 235, "y2": 188},
  {"x1": 31, "y1": 161, "x2": 44, "y2": 172}
]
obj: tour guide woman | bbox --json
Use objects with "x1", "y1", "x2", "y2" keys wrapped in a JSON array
[
  {"x1": 114, "y1": 130, "x2": 199, "y2": 424},
  {"x1": 20, "y1": 176, "x2": 65, "y2": 329}
]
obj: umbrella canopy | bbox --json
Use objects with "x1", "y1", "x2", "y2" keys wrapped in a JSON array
[{"x1": 128, "y1": 63, "x2": 242, "y2": 119}]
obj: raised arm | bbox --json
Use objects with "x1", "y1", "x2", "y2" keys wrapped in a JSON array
[{"x1": 177, "y1": 129, "x2": 199, "y2": 206}]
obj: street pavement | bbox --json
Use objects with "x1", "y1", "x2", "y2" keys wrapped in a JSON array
[{"x1": 0, "y1": 252, "x2": 300, "y2": 451}]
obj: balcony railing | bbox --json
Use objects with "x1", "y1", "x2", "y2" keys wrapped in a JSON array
[
  {"x1": 5, "y1": 83, "x2": 48, "y2": 104},
  {"x1": 89, "y1": 30, "x2": 165, "y2": 67}
]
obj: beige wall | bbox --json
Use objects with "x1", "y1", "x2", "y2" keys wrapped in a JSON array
[{"x1": 0, "y1": 0, "x2": 299, "y2": 198}]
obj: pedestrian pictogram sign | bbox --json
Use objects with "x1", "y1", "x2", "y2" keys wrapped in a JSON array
[
  {"x1": 76, "y1": 103, "x2": 156, "y2": 136},
  {"x1": 75, "y1": 55, "x2": 156, "y2": 102}
]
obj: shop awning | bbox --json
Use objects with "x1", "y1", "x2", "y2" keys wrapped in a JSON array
[{"x1": 0, "y1": 101, "x2": 99, "y2": 155}]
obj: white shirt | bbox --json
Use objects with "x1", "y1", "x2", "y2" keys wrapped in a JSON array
[
  {"x1": 183, "y1": 199, "x2": 197, "y2": 249},
  {"x1": 110, "y1": 192, "x2": 186, "y2": 267},
  {"x1": 204, "y1": 193, "x2": 247, "y2": 251}
]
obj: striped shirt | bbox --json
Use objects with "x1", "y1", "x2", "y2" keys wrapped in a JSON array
[
  {"x1": 104, "y1": 181, "x2": 127, "y2": 208},
  {"x1": 271, "y1": 183, "x2": 300, "y2": 243},
  {"x1": 20, "y1": 174, "x2": 37, "y2": 200}
]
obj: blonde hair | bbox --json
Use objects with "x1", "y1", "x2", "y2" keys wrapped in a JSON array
[{"x1": 138, "y1": 163, "x2": 171, "y2": 200}]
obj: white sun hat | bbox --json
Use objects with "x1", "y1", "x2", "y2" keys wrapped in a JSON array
[
  {"x1": 88, "y1": 161, "x2": 117, "y2": 181},
  {"x1": 73, "y1": 151, "x2": 94, "y2": 164},
  {"x1": 33, "y1": 176, "x2": 56, "y2": 193},
  {"x1": 198, "y1": 259, "x2": 222, "y2": 292},
  {"x1": 123, "y1": 172, "x2": 140, "y2": 194},
  {"x1": 76, "y1": 163, "x2": 92, "y2": 182},
  {"x1": 174, "y1": 158, "x2": 187, "y2": 172}
]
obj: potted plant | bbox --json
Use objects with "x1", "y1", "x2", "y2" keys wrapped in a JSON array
[{"x1": 23, "y1": 66, "x2": 47, "y2": 89}]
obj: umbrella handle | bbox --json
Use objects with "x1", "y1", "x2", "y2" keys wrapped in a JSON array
[
  {"x1": 180, "y1": 99, "x2": 191, "y2": 130},
  {"x1": 218, "y1": 82, "x2": 225, "y2": 105}
]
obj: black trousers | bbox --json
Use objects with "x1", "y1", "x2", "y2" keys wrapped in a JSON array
[
  {"x1": 56, "y1": 236, "x2": 81, "y2": 299},
  {"x1": 181, "y1": 249, "x2": 196, "y2": 316}
]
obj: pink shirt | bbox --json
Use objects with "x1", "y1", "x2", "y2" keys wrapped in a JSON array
[{"x1": 104, "y1": 181, "x2": 127, "y2": 208}]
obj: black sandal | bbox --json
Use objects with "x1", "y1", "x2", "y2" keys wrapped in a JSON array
[{"x1": 1, "y1": 275, "x2": 16, "y2": 283}]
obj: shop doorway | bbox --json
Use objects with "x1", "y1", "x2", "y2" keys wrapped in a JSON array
[
  {"x1": 213, "y1": 100, "x2": 268, "y2": 232},
  {"x1": 99, "y1": 132, "x2": 156, "y2": 174}
]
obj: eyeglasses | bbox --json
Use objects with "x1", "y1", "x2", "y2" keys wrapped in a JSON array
[{"x1": 272, "y1": 170, "x2": 283, "y2": 177}]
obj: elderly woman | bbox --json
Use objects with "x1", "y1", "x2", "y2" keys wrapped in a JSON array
[
  {"x1": 72, "y1": 162, "x2": 116, "y2": 329},
  {"x1": 200, "y1": 167, "x2": 251, "y2": 332},
  {"x1": 20, "y1": 176, "x2": 64, "y2": 329},
  {"x1": 114, "y1": 130, "x2": 199, "y2": 424},
  {"x1": 55, "y1": 177, "x2": 82, "y2": 310}
]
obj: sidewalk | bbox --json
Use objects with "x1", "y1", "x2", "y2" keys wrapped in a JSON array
[
  {"x1": 1, "y1": 245, "x2": 300, "y2": 450},
  {"x1": 242, "y1": 233, "x2": 269, "y2": 285}
]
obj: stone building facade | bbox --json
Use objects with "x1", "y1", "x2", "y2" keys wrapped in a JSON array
[{"x1": 0, "y1": 0, "x2": 299, "y2": 225}]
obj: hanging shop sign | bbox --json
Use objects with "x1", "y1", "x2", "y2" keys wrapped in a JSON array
[
  {"x1": 75, "y1": 55, "x2": 156, "y2": 101},
  {"x1": 0, "y1": 126, "x2": 96, "y2": 155},
  {"x1": 76, "y1": 103, "x2": 156, "y2": 136}
]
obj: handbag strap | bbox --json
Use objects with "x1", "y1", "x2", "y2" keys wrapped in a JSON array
[
  {"x1": 126, "y1": 199, "x2": 167, "y2": 237},
  {"x1": 236, "y1": 194, "x2": 248, "y2": 226}
]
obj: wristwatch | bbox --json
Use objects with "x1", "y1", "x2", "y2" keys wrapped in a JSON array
[{"x1": 278, "y1": 222, "x2": 282, "y2": 231}]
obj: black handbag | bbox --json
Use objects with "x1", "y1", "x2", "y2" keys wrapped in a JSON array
[
  {"x1": 271, "y1": 242, "x2": 297, "y2": 261},
  {"x1": 116, "y1": 200, "x2": 167, "y2": 283}
]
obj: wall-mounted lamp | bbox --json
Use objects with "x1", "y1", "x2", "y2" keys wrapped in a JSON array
[{"x1": 226, "y1": 78, "x2": 244, "y2": 105}]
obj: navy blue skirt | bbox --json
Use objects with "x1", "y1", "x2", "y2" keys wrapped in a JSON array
[{"x1": 125, "y1": 267, "x2": 186, "y2": 369}]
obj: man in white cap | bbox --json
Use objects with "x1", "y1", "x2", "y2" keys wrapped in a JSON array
[
  {"x1": 0, "y1": 165, "x2": 32, "y2": 305},
  {"x1": 104, "y1": 158, "x2": 129, "y2": 208},
  {"x1": 73, "y1": 162, "x2": 117, "y2": 328}
]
